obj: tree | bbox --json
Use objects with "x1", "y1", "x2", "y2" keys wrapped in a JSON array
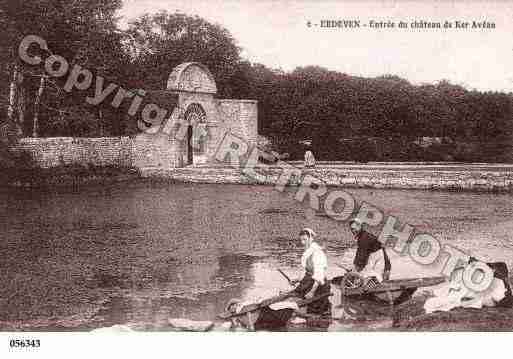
[
  {"x1": 0, "y1": 0, "x2": 128, "y2": 138},
  {"x1": 125, "y1": 11, "x2": 242, "y2": 97}
]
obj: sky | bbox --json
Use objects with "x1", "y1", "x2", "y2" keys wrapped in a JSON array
[{"x1": 119, "y1": 0, "x2": 513, "y2": 92}]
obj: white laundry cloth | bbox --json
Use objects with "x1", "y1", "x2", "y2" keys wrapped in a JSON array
[
  {"x1": 269, "y1": 301, "x2": 300, "y2": 311},
  {"x1": 424, "y1": 264, "x2": 506, "y2": 313},
  {"x1": 359, "y1": 249, "x2": 387, "y2": 282}
]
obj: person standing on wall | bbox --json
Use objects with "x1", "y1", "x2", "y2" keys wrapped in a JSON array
[{"x1": 304, "y1": 147, "x2": 316, "y2": 168}]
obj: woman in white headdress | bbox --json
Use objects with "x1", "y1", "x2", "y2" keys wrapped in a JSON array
[{"x1": 292, "y1": 228, "x2": 331, "y2": 316}]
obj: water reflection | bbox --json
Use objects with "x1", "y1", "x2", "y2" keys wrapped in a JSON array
[{"x1": 0, "y1": 182, "x2": 512, "y2": 330}]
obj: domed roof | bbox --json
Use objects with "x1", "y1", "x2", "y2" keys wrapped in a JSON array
[{"x1": 167, "y1": 62, "x2": 217, "y2": 94}]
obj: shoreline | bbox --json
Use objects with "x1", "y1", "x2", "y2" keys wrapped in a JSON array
[
  {"x1": 3, "y1": 162, "x2": 513, "y2": 192},
  {"x1": 139, "y1": 163, "x2": 513, "y2": 192},
  {"x1": 0, "y1": 166, "x2": 141, "y2": 189}
]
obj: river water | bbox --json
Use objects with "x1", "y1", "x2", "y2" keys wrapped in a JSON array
[{"x1": 1, "y1": 181, "x2": 513, "y2": 331}]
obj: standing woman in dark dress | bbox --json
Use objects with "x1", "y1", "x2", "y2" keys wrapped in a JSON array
[{"x1": 349, "y1": 218, "x2": 391, "y2": 283}]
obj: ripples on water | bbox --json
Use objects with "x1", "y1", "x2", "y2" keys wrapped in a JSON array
[{"x1": 1, "y1": 182, "x2": 512, "y2": 330}]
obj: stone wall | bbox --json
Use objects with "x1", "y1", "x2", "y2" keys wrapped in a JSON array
[
  {"x1": 11, "y1": 134, "x2": 186, "y2": 171},
  {"x1": 139, "y1": 164, "x2": 513, "y2": 192},
  {"x1": 11, "y1": 136, "x2": 513, "y2": 192},
  {"x1": 216, "y1": 99, "x2": 258, "y2": 145},
  {"x1": 14, "y1": 137, "x2": 133, "y2": 168},
  {"x1": 132, "y1": 133, "x2": 181, "y2": 169}
]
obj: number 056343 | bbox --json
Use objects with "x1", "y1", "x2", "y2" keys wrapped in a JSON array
[{"x1": 9, "y1": 339, "x2": 40, "y2": 348}]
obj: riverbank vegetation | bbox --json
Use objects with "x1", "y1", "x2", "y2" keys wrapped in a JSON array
[{"x1": 1, "y1": 0, "x2": 512, "y2": 163}]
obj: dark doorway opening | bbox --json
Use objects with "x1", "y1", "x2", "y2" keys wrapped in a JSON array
[
  {"x1": 184, "y1": 103, "x2": 207, "y2": 167},
  {"x1": 187, "y1": 125, "x2": 193, "y2": 165}
]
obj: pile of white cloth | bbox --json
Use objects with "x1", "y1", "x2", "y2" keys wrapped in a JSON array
[
  {"x1": 424, "y1": 263, "x2": 506, "y2": 314},
  {"x1": 231, "y1": 298, "x2": 299, "y2": 312}
]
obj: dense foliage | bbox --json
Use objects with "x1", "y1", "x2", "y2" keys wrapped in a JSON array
[
  {"x1": 239, "y1": 69, "x2": 513, "y2": 161},
  {"x1": 1, "y1": 1, "x2": 512, "y2": 162}
]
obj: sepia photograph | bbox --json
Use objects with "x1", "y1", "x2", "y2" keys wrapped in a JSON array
[{"x1": 1, "y1": 0, "x2": 513, "y2": 354}]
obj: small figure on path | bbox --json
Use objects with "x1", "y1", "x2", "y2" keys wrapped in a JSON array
[{"x1": 304, "y1": 148, "x2": 316, "y2": 168}]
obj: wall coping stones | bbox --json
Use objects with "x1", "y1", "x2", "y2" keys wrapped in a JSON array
[{"x1": 216, "y1": 99, "x2": 258, "y2": 104}]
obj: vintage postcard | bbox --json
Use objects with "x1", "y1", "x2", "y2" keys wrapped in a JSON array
[{"x1": 1, "y1": 0, "x2": 513, "y2": 356}]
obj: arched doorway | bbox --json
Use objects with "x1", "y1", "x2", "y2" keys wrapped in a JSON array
[{"x1": 184, "y1": 103, "x2": 207, "y2": 166}]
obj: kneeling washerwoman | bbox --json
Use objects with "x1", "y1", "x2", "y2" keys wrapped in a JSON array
[{"x1": 293, "y1": 228, "x2": 331, "y2": 315}]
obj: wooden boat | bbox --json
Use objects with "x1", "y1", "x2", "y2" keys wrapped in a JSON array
[
  {"x1": 332, "y1": 273, "x2": 447, "y2": 305},
  {"x1": 218, "y1": 290, "x2": 333, "y2": 330},
  {"x1": 216, "y1": 274, "x2": 446, "y2": 329}
]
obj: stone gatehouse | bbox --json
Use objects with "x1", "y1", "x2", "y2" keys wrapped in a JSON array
[
  {"x1": 12, "y1": 63, "x2": 257, "y2": 171},
  {"x1": 132, "y1": 62, "x2": 258, "y2": 169}
]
